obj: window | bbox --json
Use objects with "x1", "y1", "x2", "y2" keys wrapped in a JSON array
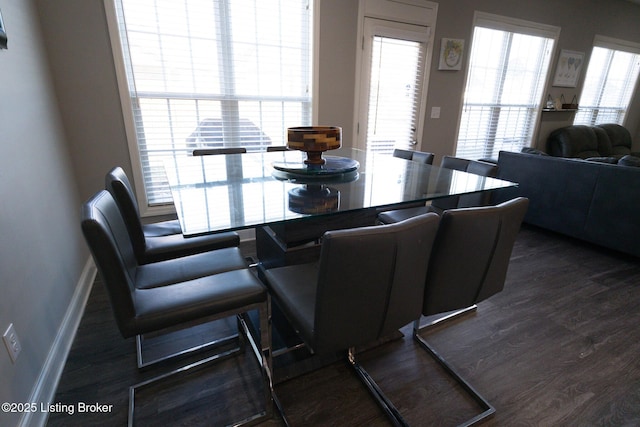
[
  {"x1": 356, "y1": 19, "x2": 429, "y2": 154},
  {"x1": 455, "y1": 13, "x2": 558, "y2": 160},
  {"x1": 573, "y1": 36, "x2": 640, "y2": 126},
  {"x1": 107, "y1": 0, "x2": 312, "y2": 207}
]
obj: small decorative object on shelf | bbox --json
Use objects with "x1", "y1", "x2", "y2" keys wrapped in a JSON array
[
  {"x1": 561, "y1": 95, "x2": 579, "y2": 110},
  {"x1": 543, "y1": 94, "x2": 579, "y2": 112},
  {"x1": 287, "y1": 126, "x2": 342, "y2": 165},
  {"x1": 546, "y1": 94, "x2": 555, "y2": 110}
]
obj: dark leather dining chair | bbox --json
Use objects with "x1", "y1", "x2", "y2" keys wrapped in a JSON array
[
  {"x1": 393, "y1": 148, "x2": 435, "y2": 165},
  {"x1": 263, "y1": 213, "x2": 440, "y2": 425},
  {"x1": 377, "y1": 155, "x2": 498, "y2": 224},
  {"x1": 192, "y1": 147, "x2": 247, "y2": 156},
  {"x1": 81, "y1": 190, "x2": 274, "y2": 426},
  {"x1": 266, "y1": 145, "x2": 289, "y2": 152},
  {"x1": 105, "y1": 166, "x2": 240, "y2": 264},
  {"x1": 413, "y1": 197, "x2": 529, "y2": 426}
]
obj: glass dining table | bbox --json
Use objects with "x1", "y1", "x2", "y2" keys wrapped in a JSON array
[
  {"x1": 164, "y1": 147, "x2": 517, "y2": 268},
  {"x1": 164, "y1": 147, "x2": 517, "y2": 380}
]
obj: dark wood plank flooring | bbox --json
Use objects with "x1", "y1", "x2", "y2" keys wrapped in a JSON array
[{"x1": 47, "y1": 225, "x2": 640, "y2": 426}]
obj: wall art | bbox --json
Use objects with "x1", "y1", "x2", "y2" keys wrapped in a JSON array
[
  {"x1": 438, "y1": 38, "x2": 464, "y2": 71},
  {"x1": 552, "y1": 49, "x2": 584, "y2": 87}
]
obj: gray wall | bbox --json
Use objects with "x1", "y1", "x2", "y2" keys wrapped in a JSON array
[
  {"x1": 0, "y1": 1, "x2": 86, "y2": 426},
  {"x1": 1, "y1": 0, "x2": 639, "y2": 425}
]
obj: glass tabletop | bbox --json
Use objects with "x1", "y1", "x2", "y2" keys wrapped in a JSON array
[{"x1": 163, "y1": 147, "x2": 517, "y2": 236}]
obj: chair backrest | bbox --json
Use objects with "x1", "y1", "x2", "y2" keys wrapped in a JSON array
[
  {"x1": 266, "y1": 145, "x2": 289, "y2": 152},
  {"x1": 392, "y1": 148, "x2": 413, "y2": 160},
  {"x1": 81, "y1": 190, "x2": 138, "y2": 337},
  {"x1": 434, "y1": 156, "x2": 498, "y2": 211},
  {"x1": 422, "y1": 197, "x2": 529, "y2": 316},
  {"x1": 192, "y1": 147, "x2": 247, "y2": 156},
  {"x1": 105, "y1": 167, "x2": 147, "y2": 262},
  {"x1": 312, "y1": 213, "x2": 440, "y2": 354},
  {"x1": 412, "y1": 150, "x2": 435, "y2": 165},
  {"x1": 393, "y1": 148, "x2": 435, "y2": 165}
]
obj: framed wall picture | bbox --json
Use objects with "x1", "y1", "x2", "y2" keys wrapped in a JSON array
[
  {"x1": 438, "y1": 38, "x2": 464, "y2": 71},
  {"x1": 0, "y1": 8, "x2": 7, "y2": 50},
  {"x1": 552, "y1": 50, "x2": 584, "y2": 87}
]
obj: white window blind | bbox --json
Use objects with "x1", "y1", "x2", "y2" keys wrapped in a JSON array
[
  {"x1": 455, "y1": 14, "x2": 556, "y2": 160},
  {"x1": 112, "y1": 0, "x2": 312, "y2": 206},
  {"x1": 574, "y1": 37, "x2": 640, "y2": 126},
  {"x1": 366, "y1": 36, "x2": 425, "y2": 154}
]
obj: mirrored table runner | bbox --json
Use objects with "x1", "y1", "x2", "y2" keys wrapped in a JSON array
[{"x1": 163, "y1": 148, "x2": 517, "y2": 236}]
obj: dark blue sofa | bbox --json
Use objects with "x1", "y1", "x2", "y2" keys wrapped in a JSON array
[{"x1": 492, "y1": 150, "x2": 640, "y2": 257}]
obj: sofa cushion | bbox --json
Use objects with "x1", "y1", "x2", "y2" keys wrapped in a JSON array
[
  {"x1": 618, "y1": 154, "x2": 640, "y2": 168},
  {"x1": 547, "y1": 125, "x2": 600, "y2": 158},
  {"x1": 593, "y1": 126, "x2": 613, "y2": 156},
  {"x1": 547, "y1": 124, "x2": 634, "y2": 159},
  {"x1": 597, "y1": 124, "x2": 632, "y2": 157}
]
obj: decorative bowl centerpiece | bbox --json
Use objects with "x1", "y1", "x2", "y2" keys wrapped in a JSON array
[
  {"x1": 287, "y1": 126, "x2": 341, "y2": 166},
  {"x1": 288, "y1": 184, "x2": 340, "y2": 214}
]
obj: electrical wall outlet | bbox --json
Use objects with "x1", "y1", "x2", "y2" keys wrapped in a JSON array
[{"x1": 3, "y1": 323, "x2": 22, "y2": 363}]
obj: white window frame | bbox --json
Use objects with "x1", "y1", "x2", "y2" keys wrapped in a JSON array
[
  {"x1": 453, "y1": 12, "x2": 560, "y2": 160},
  {"x1": 104, "y1": 0, "x2": 317, "y2": 217},
  {"x1": 353, "y1": 0, "x2": 438, "y2": 153},
  {"x1": 573, "y1": 35, "x2": 640, "y2": 127}
]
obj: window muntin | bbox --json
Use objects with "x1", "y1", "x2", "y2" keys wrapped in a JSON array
[{"x1": 111, "y1": 0, "x2": 312, "y2": 206}]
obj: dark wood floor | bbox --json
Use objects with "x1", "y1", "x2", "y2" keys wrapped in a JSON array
[{"x1": 47, "y1": 225, "x2": 640, "y2": 426}]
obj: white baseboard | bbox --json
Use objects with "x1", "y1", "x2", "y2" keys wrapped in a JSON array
[{"x1": 20, "y1": 258, "x2": 97, "y2": 427}]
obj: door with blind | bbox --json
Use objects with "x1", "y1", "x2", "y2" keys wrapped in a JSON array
[{"x1": 356, "y1": 19, "x2": 430, "y2": 154}]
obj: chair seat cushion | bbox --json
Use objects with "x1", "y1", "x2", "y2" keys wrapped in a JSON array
[
  {"x1": 132, "y1": 269, "x2": 266, "y2": 336},
  {"x1": 136, "y1": 247, "x2": 247, "y2": 289},
  {"x1": 141, "y1": 219, "x2": 183, "y2": 237},
  {"x1": 264, "y1": 262, "x2": 318, "y2": 348},
  {"x1": 143, "y1": 231, "x2": 240, "y2": 264},
  {"x1": 377, "y1": 205, "x2": 431, "y2": 224}
]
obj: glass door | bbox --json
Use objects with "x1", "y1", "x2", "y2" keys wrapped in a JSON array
[{"x1": 356, "y1": 18, "x2": 430, "y2": 154}]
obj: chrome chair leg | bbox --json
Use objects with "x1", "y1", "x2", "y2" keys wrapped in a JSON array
[
  {"x1": 415, "y1": 305, "x2": 478, "y2": 330},
  {"x1": 347, "y1": 348, "x2": 409, "y2": 427},
  {"x1": 136, "y1": 330, "x2": 239, "y2": 369},
  {"x1": 240, "y1": 301, "x2": 292, "y2": 427},
  {"x1": 129, "y1": 302, "x2": 275, "y2": 427},
  {"x1": 412, "y1": 306, "x2": 495, "y2": 427}
]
